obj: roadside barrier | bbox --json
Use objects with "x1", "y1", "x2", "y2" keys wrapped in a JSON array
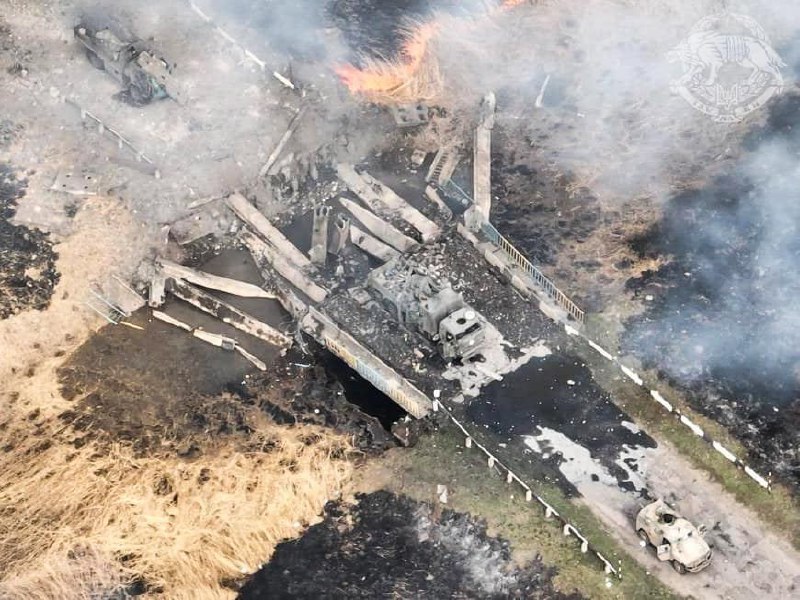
[
  {"x1": 479, "y1": 220, "x2": 585, "y2": 323},
  {"x1": 562, "y1": 325, "x2": 773, "y2": 491},
  {"x1": 186, "y1": 1, "x2": 296, "y2": 90},
  {"x1": 432, "y1": 400, "x2": 621, "y2": 579}
]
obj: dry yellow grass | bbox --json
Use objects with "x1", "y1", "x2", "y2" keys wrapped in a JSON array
[{"x1": 0, "y1": 419, "x2": 355, "y2": 599}]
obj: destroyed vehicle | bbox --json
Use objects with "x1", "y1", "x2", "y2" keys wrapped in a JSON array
[
  {"x1": 367, "y1": 258, "x2": 487, "y2": 361},
  {"x1": 74, "y1": 25, "x2": 184, "y2": 106},
  {"x1": 636, "y1": 499, "x2": 712, "y2": 574}
]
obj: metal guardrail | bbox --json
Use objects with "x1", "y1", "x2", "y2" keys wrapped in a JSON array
[{"x1": 480, "y1": 220, "x2": 585, "y2": 323}]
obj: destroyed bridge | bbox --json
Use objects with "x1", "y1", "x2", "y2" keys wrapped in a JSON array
[{"x1": 149, "y1": 94, "x2": 584, "y2": 420}]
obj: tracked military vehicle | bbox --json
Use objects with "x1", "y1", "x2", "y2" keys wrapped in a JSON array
[{"x1": 74, "y1": 25, "x2": 184, "y2": 106}]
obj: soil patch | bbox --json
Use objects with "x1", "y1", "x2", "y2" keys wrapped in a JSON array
[
  {"x1": 239, "y1": 490, "x2": 584, "y2": 600},
  {"x1": 57, "y1": 307, "x2": 392, "y2": 456},
  {"x1": 0, "y1": 163, "x2": 59, "y2": 320}
]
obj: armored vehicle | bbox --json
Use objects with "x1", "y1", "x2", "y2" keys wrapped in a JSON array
[
  {"x1": 74, "y1": 25, "x2": 184, "y2": 106},
  {"x1": 636, "y1": 499, "x2": 712, "y2": 574},
  {"x1": 368, "y1": 258, "x2": 486, "y2": 360}
]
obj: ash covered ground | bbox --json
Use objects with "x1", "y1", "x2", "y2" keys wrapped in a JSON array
[
  {"x1": 239, "y1": 490, "x2": 583, "y2": 600},
  {"x1": 0, "y1": 163, "x2": 59, "y2": 319}
]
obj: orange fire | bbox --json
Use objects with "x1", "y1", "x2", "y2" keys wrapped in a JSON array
[
  {"x1": 334, "y1": 23, "x2": 439, "y2": 96},
  {"x1": 335, "y1": 2, "x2": 526, "y2": 98}
]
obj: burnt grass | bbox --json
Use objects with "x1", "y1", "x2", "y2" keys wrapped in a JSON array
[
  {"x1": 330, "y1": 0, "x2": 488, "y2": 65},
  {"x1": 622, "y1": 94, "x2": 800, "y2": 488},
  {"x1": 0, "y1": 163, "x2": 59, "y2": 319},
  {"x1": 239, "y1": 490, "x2": 584, "y2": 600},
  {"x1": 488, "y1": 123, "x2": 615, "y2": 311}
]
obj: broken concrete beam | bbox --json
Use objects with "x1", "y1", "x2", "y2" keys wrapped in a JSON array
[
  {"x1": 309, "y1": 205, "x2": 331, "y2": 266},
  {"x1": 303, "y1": 306, "x2": 433, "y2": 418},
  {"x1": 234, "y1": 344, "x2": 267, "y2": 371},
  {"x1": 258, "y1": 106, "x2": 307, "y2": 178},
  {"x1": 336, "y1": 164, "x2": 440, "y2": 242},
  {"x1": 169, "y1": 279, "x2": 291, "y2": 347},
  {"x1": 159, "y1": 259, "x2": 275, "y2": 299},
  {"x1": 152, "y1": 309, "x2": 266, "y2": 370},
  {"x1": 339, "y1": 197, "x2": 417, "y2": 253},
  {"x1": 152, "y1": 309, "x2": 191, "y2": 331},
  {"x1": 226, "y1": 192, "x2": 311, "y2": 269},
  {"x1": 473, "y1": 92, "x2": 495, "y2": 221},
  {"x1": 241, "y1": 230, "x2": 328, "y2": 304},
  {"x1": 329, "y1": 214, "x2": 351, "y2": 255},
  {"x1": 349, "y1": 223, "x2": 400, "y2": 263}
]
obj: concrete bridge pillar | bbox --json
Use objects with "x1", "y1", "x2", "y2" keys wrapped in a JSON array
[
  {"x1": 310, "y1": 205, "x2": 331, "y2": 265},
  {"x1": 473, "y1": 92, "x2": 495, "y2": 222},
  {"x1": 329, "y1": 213, "x2": 350, "y2": 256}
]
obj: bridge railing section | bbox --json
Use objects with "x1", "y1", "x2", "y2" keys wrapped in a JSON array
[{"x1": 479, "y1": 220, "x2": 585, "y2": 323}]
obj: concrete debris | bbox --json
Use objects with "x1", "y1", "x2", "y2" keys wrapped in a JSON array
[
  {"x1": 50, "y1": 171, "x2": 98, "y2": 196},
  {"x1": 152, "y1": 310, "x2": 266, "y2": 370},
  {"x1": 258, "y1": 106, "x2": 307, "y2": 178},
  {"x1": 390, "y1": 103, "x2": 429, "y2": 127},
  {"x1": 329, "y1": 214, "x2": 351, "y2": 256},
  {"x1": 159, "y1": 259, "x2": 275, "y2": 299},
  {"x1": 337, "y1": 164, "x2": 440, "y2": 242},
  {"x1": 310, "y1": 205, "x2": 331, "y2": 265},
  {"x1": 339, "y1": 197, "x2": 417, "y2": 253},
  {"x1": 241, "y1": 230, "x2": 328, "y2": 304},
  {"x1": 349, "y1": 222, "x2": 399, "y2": 262},
  {"x1": 226, "y1": 192, "x2": 311, "y2": 269},
  {"x1": 169, "y1": 278, "x2": 291, "y2": 347}
]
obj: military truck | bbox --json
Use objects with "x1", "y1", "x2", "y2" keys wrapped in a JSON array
[
  {"x1": 636, "y1": 499, "x2": 713, "y2": 574},
  {"x1": 367, "y1": 257, "x2": 487, "y2": 361},
  {"x1": 74, "y1": 25, "x2": 184, "y2": 106}
]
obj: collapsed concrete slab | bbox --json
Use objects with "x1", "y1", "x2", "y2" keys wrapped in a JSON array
[
  {"x1": 339, "y1": 197, "x2": 418, "y2": 253},
  {"x1": 336, "y1": 164, "x2": 440, "y2": 242}
]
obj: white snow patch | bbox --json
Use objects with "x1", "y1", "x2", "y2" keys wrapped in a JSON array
[
  {"x1": 620, "y1": 420, "x2": 641, "y2": 434},
  {"x1": 522, "y1": 427, "x2": 648, "y2": 493}
]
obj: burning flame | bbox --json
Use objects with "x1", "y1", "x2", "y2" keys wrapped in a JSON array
[
  {"x1": 334, "y1": 23, "x2": 439, "y2": 97},
  {"x1": 335, "y1": 1, "x2": 526, "y2": 99}
]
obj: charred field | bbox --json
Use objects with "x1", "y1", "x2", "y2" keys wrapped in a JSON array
[
  {"x1": 239, "y1": 490, "x2": 583, "y2": 600},
  {"x1": 622, "y1": 93, "x2": 800, "y2": 489},
  {"x1": 2, "y1": 0, "x2": 800, "y2": 599},
  {"x1": 0, "y1": 162, "x2": 59, "y2": 319}
]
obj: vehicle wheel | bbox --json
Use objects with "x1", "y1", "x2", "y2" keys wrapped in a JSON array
[
  {"x1": 85, "y1": 49, "x2": 105, "y2": 71},
  {"x1": 671, "y1": 560, "x2": 687, "y2": 575},
  {"x1": 637, "y1": 529, "x2": 649, "y2": 546}
]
